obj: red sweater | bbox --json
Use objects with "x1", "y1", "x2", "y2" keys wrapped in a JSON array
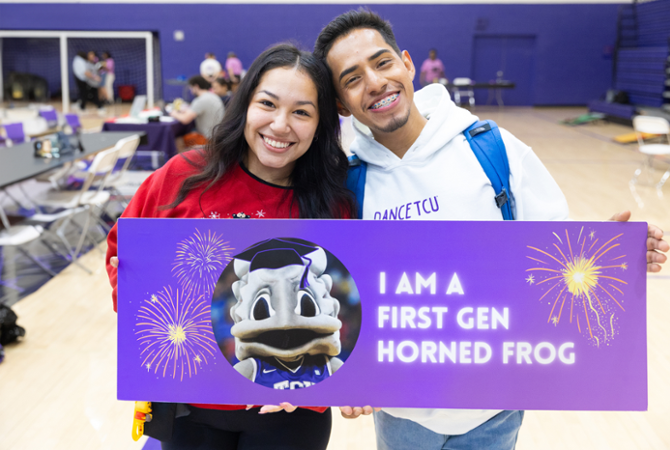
[{"x1": 106, "y1": 150, "x2": 329, "y2": 412}]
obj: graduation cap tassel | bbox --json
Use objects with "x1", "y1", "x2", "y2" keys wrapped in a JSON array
[{"x1": 300, "y1": 256, "x2": 312, "y2": 289}]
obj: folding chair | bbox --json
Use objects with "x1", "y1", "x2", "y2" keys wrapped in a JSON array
[
  {"x1": 630, "y1": 115, "x2": 670, "y2": 189},
  {"x1": 39, "y1": 108, "x2": 59, "y2": 129},
  {"x1": 1, "y1": 123, "x2": 27, "y2": 146},
  {"x1": 451, "y1": 78, "x2": 475, "y2": 108},
  {"x1": 104, "y1": 134, "x2": 141, "y2": 208},
  {"x1": 31, "y1": 145, "x2": 120, "y2": 273},
  {"x1": 0, "y1": 203, "x2": 57, "y2": 277},
  {"x1": 64, "y1": 113, "x2": 82, "y2": 134}
]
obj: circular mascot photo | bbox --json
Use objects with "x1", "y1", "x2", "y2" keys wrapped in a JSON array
[{"x1": 211, "y1": 238, "x2": 361, "y2": 390}]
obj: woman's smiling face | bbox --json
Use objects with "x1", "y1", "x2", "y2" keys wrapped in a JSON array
[{"x1": 244, "y1": 66, "x2": 319, "y2": 186}]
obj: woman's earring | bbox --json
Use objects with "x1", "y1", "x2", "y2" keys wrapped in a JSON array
[{"x1": 313, "y1": 133, "x2": 319, "y2": 142}]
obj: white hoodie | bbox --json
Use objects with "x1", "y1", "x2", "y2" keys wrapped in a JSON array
[{"x1": 350, "y1": 84, "x2": 569, "y2": 435}]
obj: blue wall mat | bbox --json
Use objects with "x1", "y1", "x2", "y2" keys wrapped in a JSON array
[
  {"x1": 472, "y1": 35, "x2": 536, "y2": 106},
  {"x1": 1, "y1": 37, "x2": 149, "y2": 100},
  {"x1": 1, "y1": 38, "x2": 61, "y2": 95},
  {"x1": 0, "y1": 3, "x2": 619, "y2": 105}
]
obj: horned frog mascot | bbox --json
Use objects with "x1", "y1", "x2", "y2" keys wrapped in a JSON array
[{"x1": 230, "y1": 238, "x2": 343, "y2": 390}]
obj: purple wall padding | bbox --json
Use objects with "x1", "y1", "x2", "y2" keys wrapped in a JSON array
[
  {"x1": 0, "y1": 3, "x2": 620, "y2": 105},
  {"x1": 636, "y1": 0, "x2": 670, "y2": 48},
  {"x1": 588, "y1": 100, "x2": 637, "y2": 120}
]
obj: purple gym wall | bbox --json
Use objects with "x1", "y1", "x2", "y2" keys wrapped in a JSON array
[{"x1": 0, "y1": 2, "x2": 620, "y2": 105}]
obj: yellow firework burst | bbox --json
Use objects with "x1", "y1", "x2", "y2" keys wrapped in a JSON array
[
  {"x1": 526, "y1": 227, "x2": 628, "y2": 347},
  {"x1": 562, "y1": 257, "x2": 600, "y2": 297},
  {"x1": 136, "y1": 286, "x2": 217, "y2": 380}
]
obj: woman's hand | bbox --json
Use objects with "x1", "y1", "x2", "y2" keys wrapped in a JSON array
[
  {"x1": 339, "y1": 406, "x2": 380, "y2": 419},
  {"x1": 247, "y1": 403, "x2": 298, "y2": 414},
  {"x1": 110, "y1": 256, "x2": 119, "y2": 268}
]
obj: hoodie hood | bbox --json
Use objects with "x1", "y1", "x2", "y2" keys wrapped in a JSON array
[{"x1": 350, "y1": 84, "x2": 479, "y2": 170}]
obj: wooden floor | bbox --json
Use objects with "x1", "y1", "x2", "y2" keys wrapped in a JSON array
[{"x1": 1, "y1": 106, "x2": 669, "y2": 450}]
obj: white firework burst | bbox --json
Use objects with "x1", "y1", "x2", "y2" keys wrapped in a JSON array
[{"x1": 172, "y1": 228, "x2": 233, "y2": 300}]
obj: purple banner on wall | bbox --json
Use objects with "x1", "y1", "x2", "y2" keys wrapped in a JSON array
[{"x1": 117, "y1": 219, "x2": 647, "y2": 411}]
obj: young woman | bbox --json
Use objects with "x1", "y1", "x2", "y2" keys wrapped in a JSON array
[
  {"x1": 100, "y1": 51, "x2": 115, "y2": 103},
  {"x1": 105, "y1": 44, "x2": 355, "y2": 449}
]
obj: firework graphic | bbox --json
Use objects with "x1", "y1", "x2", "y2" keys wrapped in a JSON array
[
  {"x1": 526, "y1": 227, "x2": 629, "y2": 347},
  {"x1": 136, "y1": 286, "x2": 218, "y2": 380},
  {"x1": 172, "y1": 229, "x2": 233, "y2": 300}
]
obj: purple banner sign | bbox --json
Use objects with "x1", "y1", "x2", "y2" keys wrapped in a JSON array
[{"x1": 117, "y1": 219, "x2": 647, "y2": 411}]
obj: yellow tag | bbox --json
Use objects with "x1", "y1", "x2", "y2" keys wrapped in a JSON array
[{"x1": 131, "y1": 401, "x2": 152, "y2": 441}]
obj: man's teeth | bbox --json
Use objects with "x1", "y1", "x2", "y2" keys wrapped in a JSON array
[
  {"x1": 371, "y1": 93, "x2": 399, "y2": 110},
  {"x1": 263, "y1": 136, "x2": 291, "y2": 149}
]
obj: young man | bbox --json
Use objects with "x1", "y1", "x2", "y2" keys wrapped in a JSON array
[
  {"x1": 314, "y1": 9, "x2": 668, "y2": 450},
  {"x1": 170, "y1": 75, "x2": 224, "y2": 145}
]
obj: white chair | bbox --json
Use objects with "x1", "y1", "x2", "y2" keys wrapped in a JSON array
[
  {"x1": 34, "y1": 162, "x2": 77, "y2": 190},
  {"x1": 31, "y1": 145, "x2": 120, "y2": 272},
  {"x1": 451, "y1": 78, "x2": 475, "y2": 107},
  {"x1": 0, "y1": 203, "x2": 57, "y2": 277},
  {"x1": 104, "y1": 134, "x2": 141, "y2": 208},
  {"x1": 630, "y1": 116, "x2": 670, "y2": 189}
]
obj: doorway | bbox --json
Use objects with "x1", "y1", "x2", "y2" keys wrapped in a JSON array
[{"x1": 472, "y1": 35, "x2": 536, "y2": 106}]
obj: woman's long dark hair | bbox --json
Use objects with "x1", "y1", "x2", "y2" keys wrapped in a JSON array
[{"x1": 168, "y1": 43, "x2": 355, "y2": 218}]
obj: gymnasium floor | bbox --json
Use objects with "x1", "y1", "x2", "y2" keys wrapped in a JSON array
[{"x1": 0, "y1": 105, "x2": 669, "y2": 449}]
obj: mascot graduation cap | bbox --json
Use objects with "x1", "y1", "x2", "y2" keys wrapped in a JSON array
[{"x1": 230, "y1": 238, "x2": 343, "y2": 390}]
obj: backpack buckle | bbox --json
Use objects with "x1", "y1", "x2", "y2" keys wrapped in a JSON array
[
  {"x1": 495, "y1": 188, "x2": 508, "y2": 208},
  {"x1": 468, "y1": 122, "x2": 492, "y2": 138}
]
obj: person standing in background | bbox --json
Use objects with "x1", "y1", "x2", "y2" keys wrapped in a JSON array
[
  {"x1": 225, "y1": 51, "x2": 244, "y2": 82},
  {"x1": 420, "y1": 48, "x2": 446, "y2": 86},
  {"x1": 100, "y1": 51, "x2": 115, "y2": 104},
  {"x1": 72, "y1": 50, "x2": 104, "y2": 113},
  {"x1": 200, "y1": 53, "x2": 223, "y2": 83}
]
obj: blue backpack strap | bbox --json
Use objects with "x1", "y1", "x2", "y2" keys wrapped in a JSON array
[
  {"x1": 346, "y1": 154, "x2": 367, "y2": 219},
  {"x1": 464, "y1": 120, "x2": 515, "y2": 220}
]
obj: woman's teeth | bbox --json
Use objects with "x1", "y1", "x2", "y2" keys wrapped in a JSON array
[
  {"x1": 371, "y1": 93, "x2": 399, "y2": 110},
  {"x1": 263, "y1": 136, "x2": 291, "y2": 149}
]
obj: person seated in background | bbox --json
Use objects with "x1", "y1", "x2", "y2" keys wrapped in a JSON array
[
  {"x1": 420, "y1": 48, "x2": 446, "y2": 86},
  {"x1": 230, "y1": 77, "x2": 241, "y2": 94},
  {"x1": 225, "y1": 51, "x2": 244, "y2": 82},
  {"x1": 212, "y1": 77, "x2": 232, "y2": 106},
  {"x1": 170, "y1": 75, "x2": 224, "y2": 147},
  {"x1": 200, "y1": 52, "x2": 223, "y2": 83}
]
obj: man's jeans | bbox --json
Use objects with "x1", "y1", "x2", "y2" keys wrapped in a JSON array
[{"x1": 374, "y1": 410, "x2": 524, "y2": 450}]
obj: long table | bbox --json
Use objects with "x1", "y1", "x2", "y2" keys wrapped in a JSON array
[
  {"x1": 102, "y1": 119, "x2": 192, "y2": 162},
  {"x1": 0, "y1": 131, "x2": 144, "y2": 190},
  {"x1": 443, "y1": 82, "x2": 516, "y2": 107}
]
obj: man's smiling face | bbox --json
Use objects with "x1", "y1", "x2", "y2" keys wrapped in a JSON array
[{"x1": 326, "y1": 28, "x2": 417, "y2": 135}]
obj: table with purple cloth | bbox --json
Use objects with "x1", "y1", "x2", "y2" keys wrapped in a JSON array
[{"x1": 102, "y1": 119, "x2": 193, "y2": 162}]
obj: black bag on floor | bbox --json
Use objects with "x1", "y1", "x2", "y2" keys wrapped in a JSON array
[{"x1": 0, "y1": 303, "x2": 26, "y2": 346}]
